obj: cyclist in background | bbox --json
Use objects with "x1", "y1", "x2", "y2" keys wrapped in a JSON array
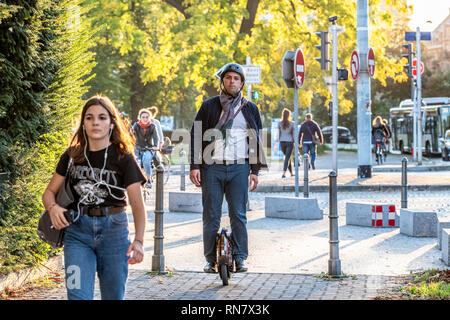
[
  {"x1": 131, "y1": 108, "x2": 159, "y2": 188},
  {"x1": 372, "y1": 116, "x2": 389, "y2": 161}
]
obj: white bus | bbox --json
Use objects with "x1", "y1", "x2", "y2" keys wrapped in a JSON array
[{"x1": 389, "y1": 97, "x2": 450, "y2": 156}]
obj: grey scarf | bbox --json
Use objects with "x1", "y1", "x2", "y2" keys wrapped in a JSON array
[{"x1": 216, "y1": 90, "x2": 247, "y2": 134}]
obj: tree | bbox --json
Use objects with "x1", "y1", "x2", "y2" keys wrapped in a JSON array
[
  {"x1": 82, "y1": 0, "x2": 411, "y2": 129},
  {"x1": 143, "y1": 0, "x2": 409, "y2": 122}
]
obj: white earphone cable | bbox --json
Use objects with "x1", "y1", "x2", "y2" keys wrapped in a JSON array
[{"x1": 73, "y1": 126, "x2": 127, "y2": 222}]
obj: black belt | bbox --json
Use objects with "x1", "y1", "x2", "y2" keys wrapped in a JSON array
[
  {"x1": 79, "y1": 206, "x2": 124, "y2": 217},
  {"x1": 215, "y1": 159, "x2": 248, "y2": 166}
]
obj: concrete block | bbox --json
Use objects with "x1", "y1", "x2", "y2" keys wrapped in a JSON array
[
  {"x1": 437, "y1": 219, "x2": 450, "y2": 250},
  {"x1": 168, "y1": 191, "x2": 228, "y2": 213},
  {"x1": 400, "y1": 209, "x2": 438, "y2": 237},
  {"x1": 265, "y1": 196, "x2": 323, "y2": 220},
  {"x1": 442, "y1": 228, "x2": 450, "y2": 266},
  {"x1": 346, "y1": 202, "x2": 398, "y2": 227}
]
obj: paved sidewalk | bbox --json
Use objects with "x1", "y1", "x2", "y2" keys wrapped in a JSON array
[
  {"x1": 3, "y1": 151, "x2": 449, "y2": 301},
  {"x1": 6, "y1": 269, "x2": 404, "y2": 300}
]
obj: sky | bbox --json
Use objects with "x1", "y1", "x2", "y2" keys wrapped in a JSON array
[{"x1": 406, "y1": 0, "x2": 450, "y2": 31}]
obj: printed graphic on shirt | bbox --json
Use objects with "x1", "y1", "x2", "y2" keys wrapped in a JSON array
[{"x1": 70, "y1": 165, "x2": 119, "y2": 206}]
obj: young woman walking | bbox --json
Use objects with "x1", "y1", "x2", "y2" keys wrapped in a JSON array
[
  {"x1": 42, "y1": 95, "x2": 147, "y2": 300},
  {"x1": 276, "y1": 108, "x2": 295, "y2": 178}
]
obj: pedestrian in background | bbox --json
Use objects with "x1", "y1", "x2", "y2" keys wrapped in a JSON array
[
  {"x1": 148, "y1": 106, "x2": 164, "y2": 150},
  {"x1": 189, "y1": 62, "x2": 267, "y2": 274},
  {"x1": 42, "y1": 95, "x2": 147, "y2": 300},
  {"x1": 275, "y1": 108, "x2": 295, "y2": 178},
  {"x1": 382, "y1": 118, "x2": 392, "y2": 159},
  {"x1": 298, "y1": 113, "x2": 323, "y2": 170}
]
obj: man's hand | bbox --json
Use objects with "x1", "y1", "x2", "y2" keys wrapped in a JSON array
[
  {"x1": 249, "y1": 174, "x2": 258, "y2": 192},
  {"x1": 190, "y1": 169, "x2": 201, "y2": 187}
]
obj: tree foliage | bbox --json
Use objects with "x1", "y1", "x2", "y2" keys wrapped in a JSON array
[{"x1": 82, "y1": 0, "x2": 411, "y2": 128}]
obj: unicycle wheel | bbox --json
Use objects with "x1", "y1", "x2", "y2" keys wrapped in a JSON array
[{"x1": 219, "y1": 264, "x2": 229, "y2": 286}]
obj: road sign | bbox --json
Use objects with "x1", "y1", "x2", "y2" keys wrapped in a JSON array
[
  {"x1": 350, "y1": 50, "x2": 360, "y2": 80},
  {"x1": 412, "y1": 58, "x2": 424, "y2": 77},
  {"x1": 294, "y1": 48, "x2": 305, "y2": 88},
  {"x1": 242, "y1": 65, "x2": 261, "y2": 84},
  {"x1": 405, "y1": 31, "x2": 431, "y2": 41},
  {"x1": 367, "y1": 47, "x2": 375, "y2": 77}
]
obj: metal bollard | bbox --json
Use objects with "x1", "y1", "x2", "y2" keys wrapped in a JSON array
[
  {"x1": 152, "y1": 164, "x2": 167, "y2": 274},
  {"x1": 401, "y1": 157, "x2": 408, "y2": 208},
  {"x1": 180, "y1": 149, "x2": 186, "y2": 191},
  {"x1": 303, "y1": 153, "x2": 309, "y2": 198},
  {"x1": 328, "y1": 170, "x2": 342, "y2": 277}
]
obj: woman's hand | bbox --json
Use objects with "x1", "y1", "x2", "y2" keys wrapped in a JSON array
[
  {"x1": 127, "y1": 240, "x2": 144, "y2": 264},
  {"x1": 48, "y1": 204, "x2": 70, "y2": 230},
  {"x1": 126, "y1": 182, "x2": 146, "y2": 264}
]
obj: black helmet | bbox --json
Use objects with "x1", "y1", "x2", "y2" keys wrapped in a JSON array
[{"x1": 215, "y1": 63, "x2": 246, "y2": 83}]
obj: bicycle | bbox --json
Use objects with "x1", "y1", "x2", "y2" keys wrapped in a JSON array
[
  {"x1": 216, "y1": 227, "x2": 233, "y2": 286},
  {"x1": 150, "y1": 145, "x2": 173, "y2": 185},
  {"x1": 134, "y1": 146, "x2": 159, "y2": 202},
  {"x1": 375, "y1": 138, "x2": 385, "y2": 165}
]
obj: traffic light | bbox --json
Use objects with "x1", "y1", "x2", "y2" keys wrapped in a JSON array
[
  {"x1": 315, "y1": 31, "x2": 329, "y2": 70},
  {"x1": 338, "y1": 68, "x2": 348, "y2": 81},
  {"x1": 402, "y1": 43, "x2": 413, "y2": 76},
  {"x1": 282, "y1": 50, "x2": 296, "y2": 88},
  {"x1": 328, "y1": 101, "x2": 333, "y2": 120},
  {"x1": 252, "y1": 91, "x2": 259, "y2": 100}
]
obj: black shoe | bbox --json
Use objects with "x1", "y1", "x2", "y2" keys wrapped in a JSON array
[
  {"x1": 311, "y1": 162, "x2": 315, "y2": 170},
  {"x1": 203, "y1": 261, "x2": 216, "y2": 273},
  {"x1": 235, "y1": 258, "x2": 248, "y2": 273},
  {"x1": 282, "y1": 174, "x2": 286, "y2": 179}
]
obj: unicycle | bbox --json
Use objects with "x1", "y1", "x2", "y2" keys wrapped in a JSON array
[{"x1": 216, "y1": 227, "x2": 233, "y2": 286}]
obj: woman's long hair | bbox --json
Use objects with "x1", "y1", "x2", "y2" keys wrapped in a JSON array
[
  {"x1": 281, "y1": 108, "x2": 292, "y2": 130},
  {"x1": 372, "y1": 116, "x2": 383, "y2": 127},
  {"x1": 68, "y1": 95, "x2": 135, "y2": 163}
]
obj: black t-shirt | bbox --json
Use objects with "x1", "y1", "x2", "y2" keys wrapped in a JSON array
[{"x1": 55, "y1": 145, "x2": 146, "y2": 209}]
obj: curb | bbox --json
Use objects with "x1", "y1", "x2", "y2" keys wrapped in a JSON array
[
  {"x1": 0, "y1": 255, "x2": 63, "y2": 292},
  {"x1": 373, "y1": 166, "x2": 450, "y2": 172},
  {"x1": 255, "y1": 184, "x2": 450, "y2": 193},
  {"x1": 169, "y1": 165, "x2": 450, "y2": 175}
]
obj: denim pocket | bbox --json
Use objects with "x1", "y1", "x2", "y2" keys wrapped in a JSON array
[{"x1": 109, "y1": 212, "x2": 128, "y2": 226}]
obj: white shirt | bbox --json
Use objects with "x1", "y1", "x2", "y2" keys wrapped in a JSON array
[{"x1": 212, "y1": 103, "x2": 249, "y2": 162}]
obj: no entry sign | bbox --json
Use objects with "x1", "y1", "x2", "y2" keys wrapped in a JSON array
[
  {"x1": 412, "y1": 58, "x2": 424, "y2": 77},
  {"x1": 294, "y1": 48, "x2": 305, "y2": 88},
  {"x1": 350, "y1": 50, "x2": 360, "y2": 80},
  {"x1": 367, "y1": 47, "x2": 375, "y2": 77}
]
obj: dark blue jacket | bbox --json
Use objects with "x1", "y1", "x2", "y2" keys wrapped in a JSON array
[
  {"x1": 189, "y1": 95, "x2": 267, "y2": 175},
  {"x1": 298, "y1": 120, "x2": 323, "y2": 144}
]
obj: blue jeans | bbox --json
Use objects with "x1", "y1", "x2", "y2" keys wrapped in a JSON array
[
  {"x1": 200, "y1": 163, "x2": 250, "y2": 263},
  {"x1": 134, "y1": 149, "x2": 155, "y2": 178},
  {"x1": 280, "y1": 141, "x2": 293, "y2": 173},
  {"x1": 63, "y1": 211, "x2": 130, "y2": 300},
  {"x1": 302, "y1": 142, "x2": 316, "y2": 164}
]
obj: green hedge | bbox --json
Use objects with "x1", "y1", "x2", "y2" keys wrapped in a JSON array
[{"x1": 0, "y1": 0, "x2": 95, "y2": 275}]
